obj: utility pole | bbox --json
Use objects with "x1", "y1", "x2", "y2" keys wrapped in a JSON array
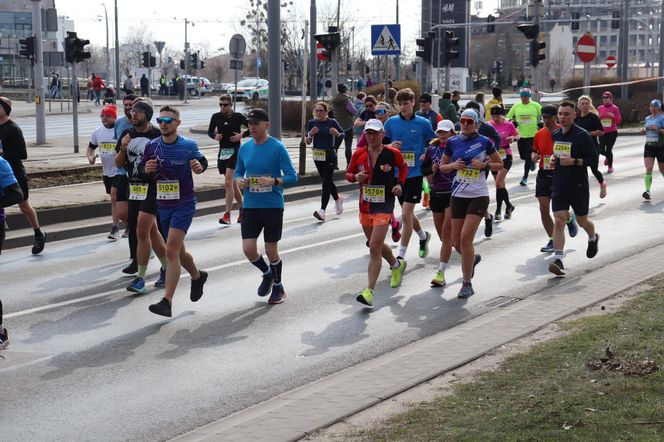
[
  {"x1": 184, "y1": 19, "x2": 190, "y2": 104},
  {"x1": 659, "y1": 0, "x2": 664, "y2": 98},
  {"x1": 114, "y1": 0, "x2": 120, "y2": 99},
  {"x1": 395, "y1": 0, "x2": 400, "y2": 81},
  {"x1": 619, "y1": 0, "x2": 630, "y2": 99},
  {"x1": 309, "y1": 0, "x2": 317, "y2": 101},
  {"x1": 583, "y1": 17, "x2": 591, "y2": 96},
  {"x1": 300, "y1": 20, "x2": 309, "y2": 175},
  {"x1": 532, "y1": 0, "x2": 541, "y2": 99},
  {"x1": 268, "y1": 0, "x2": 282, "y2": 140},
  {"x1": 31, "y1": 0, "x2": 45, "y2": 145}
]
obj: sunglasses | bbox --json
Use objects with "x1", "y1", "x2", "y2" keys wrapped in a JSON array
[
  {"x1": 156, "y1": 117, "x2": 176, "y2": 124},
  {"x1": 219, "y1": 102, "x2": 231, "y2": 107},
  {"x1": 602, "y1": 96, "x2": 610, "y2": 99},
  {"x1": 459, "y1": 118, "x2": 476, "y2": 125},
  {"x1": 375, "y1": 109, "x2": 387, "y2": 116}
]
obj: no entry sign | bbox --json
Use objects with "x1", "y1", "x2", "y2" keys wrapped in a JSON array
[
  {"x1": 606, "y1": 55, "x2": 617, "y2": 68},
  {"x1": 577, "y1": 33, "x2": 597, "y2": 63}
]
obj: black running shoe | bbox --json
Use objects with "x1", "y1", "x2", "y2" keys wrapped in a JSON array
[
  {"x1": 484, "y1": 214, "x2": 493, "y2": 238},
  {"x1": 586, "y1": 233, "x2": 599, "y2": 259},
  {"x1": 548, "y1": 258, "x2": 566, "y2": 276},
  {"x1": 472, "y1": 254, "x2": 482, "y2": 278},
  {"x1": 149, "y1": 297, "x2": 172, "y2": 317},
  {"x1": 642, "y1": 191, "x2": 651, "y2": 201},
  {"x1": 32, "y1": 232, "x2": 47, "y2": 255},
  {"x1": 258, "y1": 270, "x2": 274, "y2": 297},
  {"x1": 268, "y1": 283, "x2": 286, "y2": 304},
  {"x1": 190, "y1": 270, "x2": 208, "y2": 302},
  {"x1": 122, "y1": 260, "x2": 138, "y2": 275},
  {"x1": 504, "y1": 204, "x2": 515, "y2": 220},
  {"x1": 0, "y1": 327, "x2": 8, "y2": 350}
]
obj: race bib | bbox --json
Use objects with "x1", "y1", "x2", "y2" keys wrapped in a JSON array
[
  {"x1": 498, "y1": 148, "x2": 506, "y2": 160},
  {"x1": 402, "y1": 151, "x2": 415, "y2": 167},
  {"x1": 157, "y1": 180, "x2": 180, "y2": 200},
  {"x1": 129, "y1": 183, "x2": 149, "y2": 201},
  {"x1": 553, "y1": 142, "x2": 572, "y2": 158},
  {"x1": 601, "y1": 118, "x2": 612, "y2": 128},
  {"x1": 312, "y1": 148, "x2": 327, "y2": 162},
  {"x1": 219, "y1": 148, "x2": 234, "y2": 160},
  {"x1": 249, "y1": 176, "x2": 272, "y2": 193},
  {"x1": 456, "y1": 168, "x2": 481, "y2": 184},
  {"x1": 646, "y1": 133, "x2": 659, "y2": 143},
  {"x1": 543, "y1": 155, "x2": 554, "y2": 170},
  {"x1": 518, "y1": 115, "x2": 533, "y2": 125},
  {"x1": 362, "y1": 184, "x2": 385, "y2": 203},
  {"x1": 100, "y1": 142, "x2": 116, "y2": 155}
]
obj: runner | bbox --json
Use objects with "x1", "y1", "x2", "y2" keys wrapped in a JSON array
[
  {"x1": 640, "y1": 99, "x2": 664, "y2": 200},
  {"x1": 488, "y1": 105, "x2": 519, "y2": 221},
  {"x1": 484, "y1": 87, "x2": 504, "y2": 121},
  {"x1": 141, "y1": 105, "x2": 209, "y2": 317},
  {"x1": 0, "y1": 97, "x2": 47, "y2": 255},
  {"x1": 113, "y1": 94, "x2": 137, "y2": 238},
  {"x1": 575, "y1": 95, "x2": 607, "y2": 198},
  {"x1": 598, "y1": 91, "x2": 621, "y2": 173},
  {"x1": 87, "y1": 105, "x2": 123, "y2": 239},
  {"x1": 305, "y1": 101, "x2": 344, "y2": 222},
  {"x1": 415, "y1": 93, "x2": 442, "y2": 130},
  {"x1": 353, "y1": 95, "x2": 377, "y2": 129},
  {"x1": 548, "y1": 101, "x2": 599, "y2": 276},
  {"x1": 115, "y1": 99, "x2": 167, "y2": 289},
  {"x1": 439, "y1": 109, "x2": 503, "y2": 298},
  {"x1": 207, "y1": 94, "x2": 249, "y2": 225},
  {"x1": 506, "y1": 88, "x2": 542, "y2": 186},
  {"x1": 234, "y1": 109, "x2": 298, "y2": 305},
  {"x1": 384, "y1": 88, "x2": 436, "y2": 261},
  {"x1": 346, "y1": 119, "x2": 408, "y2": 306},
  {"x1": 421, "y1": 120, "x2": 455, "y2": 287}
]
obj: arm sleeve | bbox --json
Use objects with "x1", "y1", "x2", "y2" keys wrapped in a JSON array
[
  {"x1": 2, "y1": 125, "x2": 27, "y2": 162},
  {"x1": 487, "y1": 124, "x2": 501, "y2": 147},
  {"x1": 505, "y1": 105, "x2": 515, "y2": 121},
  {"x1": 395, "y1": 150, "x2": 408, "y2": 184},
  {"x1": 234, "y1": 150, "x2": 246, "y2": 179},
  {"x1": 279, "y1": 145, "x2": 298, "y2": 187},
  {"x1": 207, "y1": 115, "x2": 217, "y2": 139},
  {"x1": 578, "y1": 132, "x2": 598, "y2": 168},
  {"x1": 240, "y1": 114, "x2": 250, "y2": 137},
  {"x1": 345, "y1": 99, "x2": 358, "y2": 116},
  {"x1": 0, "y1": 183, "x2": 23, "y2": 208},
  {"x1": 333, "y1": 119, "x2": 343, "y2": 133},
  {"x1": 420, "y1": 148, "x2": 433, "y2": 176},
  {"x1": 614, "y1": 106, "x2": 622, "y2": 125},
  {"x1": 532, "y1": 133, "x2": 540, "y2": 153},
  {"x1": 346, "y1": 150, "x2": 360, "y2": 182}
]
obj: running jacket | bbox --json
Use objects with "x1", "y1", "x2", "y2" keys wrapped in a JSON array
[
  {"x1": 550, "y1": 124, "x2": 597, "y2": 191},
  {"x1": 506, "y1": 101, "x2": 542, "y2": 138},
  {"x1": 346, "y1": 145, "x2": 407, "y2": 214},
  {"x1": 598, "y1": 104, "x2": 622, "y2": 133},
  {"x1": 421, "y1": 142, "x2": 453, "y2": 192},
  {"x1": 444, "y1": 133, "x2": 496, "y2": 198},
  {"x1": 207, "y1": 111, "x2": 250, "y2": 149},
  {"x1": 0, "y1": 119, "x2": 27, "y2": 173},
  {"x1": 644, "y1": 113, "x2": 664, "y2": 144},
  {"x1": 384, "y1": 113, "x2": 437, "y2": 179}
]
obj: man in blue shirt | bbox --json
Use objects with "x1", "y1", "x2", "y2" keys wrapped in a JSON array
[{"x1": 235, "y1": 109, "x2": 298, "y2": 305}]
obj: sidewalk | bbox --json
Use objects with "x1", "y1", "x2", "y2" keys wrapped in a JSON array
[{"x1": 171, "y1": 244, "x2": 664, "y2": 442}]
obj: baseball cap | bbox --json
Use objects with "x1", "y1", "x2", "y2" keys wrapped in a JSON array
[
  {"x1": 519, "y1": 88, "x2": 532, "y2": 97},
  {"x1": 101, "y1": 105, "x2": 117, "y2": 118},
  {"x1": 541, "y1": 105, "x2": 557, "y2": 117},
  {"x1": 364, "y1": 119, "x2": 384, "y2": 132},
  {"x1": 602, "y1": 91, "x2": 613, "y2": 99},
  {"x1": 247, "y1": 108, "x2": 269, "y2": 122},
  {"x1": 436, "y1": 120, "x2": 455, "y2": 133}
]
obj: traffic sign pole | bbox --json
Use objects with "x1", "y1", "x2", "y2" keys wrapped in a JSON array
[{"x1": 576, "y1": 33, "x2": 597, "y2": 97}]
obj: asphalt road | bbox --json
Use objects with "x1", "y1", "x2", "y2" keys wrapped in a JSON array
[{"x1": 1, "y1": 136, "x2": 662, "y2": 441}]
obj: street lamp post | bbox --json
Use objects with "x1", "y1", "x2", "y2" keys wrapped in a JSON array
[
  {"x1": 114, "y1": 0, "x2": 120, "y2": 97},
  {"x1": 102, "y1": 3, "x2": 110, "y2": 79}
]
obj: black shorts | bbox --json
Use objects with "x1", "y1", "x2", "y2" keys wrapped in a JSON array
[
  {"x1": 491, "y1": 155, "x2": 513, "y2": 177},
  {"x1": 451, "y1": 196, "x2": 490, "y2": 219},
  {"x1": 128, "y1": 184, "x2": 158, "y2": 215},
  {"x1": 113, "y1": 175, "x2": 129, "y2": 202},
  {"x1": 217, "y1": 147, "x2": 239, "y2": 174},
  {"x1": 103, "y1": 175, "x2": 114, "y2": 195},
  {"x1": 397, "y1": 176, "x2": 423, "y2": 205},
  {"x1": 644, "y1": 143, "x2": 664, "y2": 163},
  {"x1": 15, "y1": 171, "x2": 29, "y2": 201},
  {"x1": 429, "y1": 190, "x2": 451, "y2": 213},
  {"x1": 517, "y1": 138, "x2": 534, "y2": 161},
  {"x1": 551, "y1": 187, "x2": 590, "y2": 217},
  {"x1": 241, "y1": 208, "x2": 284, "y2": 242},
  {"x1": 535, "y1": 170, "x2": 554, "y2": 198}
]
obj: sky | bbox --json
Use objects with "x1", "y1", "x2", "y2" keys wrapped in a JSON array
[{"x1": 54, "y1": 0, "x2": 498, "y2": 58}]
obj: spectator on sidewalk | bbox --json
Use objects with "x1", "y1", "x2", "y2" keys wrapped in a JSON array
[
  {"x1": 93, "y1": 74, "x2": 106, "y2": 106},
  {"x1": 123, "y1": 75, "x2": 134, "y2": 95},
  {"x1": 140, "y1": 74, "x2": 149, "y2": 97},
  {"x1": 438, "y1": 92, "x2": 459, "y2": 124},
  {"x1": 86, "y1": 75, "x2": 94, "y2": 100}
]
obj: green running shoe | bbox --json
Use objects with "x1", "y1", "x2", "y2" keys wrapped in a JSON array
[
  {"x1": 431, "y1": 270, "x2": 446, "y2": 287},
  {"x1": 390, "y1": 258, "x2": 407, "y2": 288},
  {"x1": 356, "y1": 287, "x2": 374, "y2": 306},
  {"x1": 418, "y1": 231, "x2": 432, "y2": 258}
]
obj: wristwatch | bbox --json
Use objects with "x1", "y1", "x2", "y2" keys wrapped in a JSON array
[{"x1": 273, "y1": 177, "x2": 279, "y2": 186}]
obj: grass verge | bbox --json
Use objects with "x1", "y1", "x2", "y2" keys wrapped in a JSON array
[{"x1": 351, "y1": 278, "x2": 664, "y2": 441}]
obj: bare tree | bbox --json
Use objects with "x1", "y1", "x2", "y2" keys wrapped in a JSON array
[
  {"x1": 120, "y1": 25, "x2": 154, "y2": 78},
  {"x1": 547, "y1": 47, "x2": 574, "y2": 88}
]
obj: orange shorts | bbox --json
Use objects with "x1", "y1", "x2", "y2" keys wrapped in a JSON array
[{"x1": 359, "y1": 212, "x2": 391, "y2": 227}]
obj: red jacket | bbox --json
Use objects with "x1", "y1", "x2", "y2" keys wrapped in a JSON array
[{"x1": 93, "y1": 77, "x2": 106, "y2": 92}]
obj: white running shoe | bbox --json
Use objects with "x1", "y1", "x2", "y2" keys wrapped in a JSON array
[{"x1": 335, "y1": 194, "x2": 344, "y2": 215}]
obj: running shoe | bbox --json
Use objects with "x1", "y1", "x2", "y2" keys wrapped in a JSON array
[
  {"x1": 599, "y1": 182, "x2": 607, "y2": 199},
  {"x1": 122, "y1": 227, "x2": 129, "y2": 238},
  {"x1": 472, "y1": 254, "x2": 482, "y2": 278},
  {"x1": 643, "y1": 191, "x2": 651, "y2": 201},
  {"x1": 418, "y1": 231, "x2": 432, "y2": 258},
  {"x1": 219, "y1": 212, "x2": 231, "y2": 225},
  {"x1": 258, "y1": 269, "x2": 274, "y2": 297},
  {"x1": 0, "y1": 327, "x2": 8, "y2": 350},
  {"x1": 390, "y1": 258, "x2": 407, "y2": 288},
  {"x1": 548, "y1": 258, "x2": 566, "y2": 276},
  {"x1": 540, "y1": 240, "x2": 554, "y2": 253},
  {"x1": 494, "y1": 211, "x2": 502, "y2": 222},
  {"x1": 154, "y1": 268, "x2": 166, "y2": 288},
  {"x1": 127, "y1": 277, "x2": 147, "y2": 294},
  {"x1": 458, "y1": 282, "x2": 475, "y2": 298},
  {"x1": 431, "y1": 271, "x2": 446, "y2": 287},
  {"x1": 237, "y1": 209, "x2": 243, "y2": 224},
  {"x1": 313, "y1": 209, "x2": 326, "y2": 222},
  {"x1": 356, "y1": 287, "x2": 374, "y2": 306},
  {"x1": 32, "y1": 232, "x2": 47, "y2": 255},
  {"x1": 268, "y1": 284, "x2": 286, "y2": 304},
  {"x1": 108, "y1": 225, "x2": 120, "y2": 241},
  {"x1": 335, "y1": 194, "x2": 344, "y2": 215},
  {"x1": 149, "y1": 297, "x2": 172, "y2": 317},
  {"x1": 607, "y1": 166, "x2": 614, "y2": 174},
  {"x1": 391, "y1": 219, "x2": 402, "y2": 243},
  {"x1": 122, "y1": 260, "x2": 138, "y2": 275},
  {"x1": 529, "y1": 161, "x2": 536, "y2": 172},
  {"x1": 519, "y1": 179, "x2": 527, "y2": 186},
  {"x1": 190, "y1": 270, "x2": 208, "y2": 302},
  {"x1": 484, "y1": 214, "x2": 493, "y2": 238},
  {"x1": 587, "y1": 233, "x2": 599, "y2": 259},
  {"x1": 505, "y1": 204, "x2": 515, "y2": 220},
  {"x1": 567, "y1": 214, "x2": 579, "y2": 238}
]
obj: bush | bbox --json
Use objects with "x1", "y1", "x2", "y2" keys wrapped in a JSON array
[
  {"x1": 252, "y1": 100, "x2": 318, "y2": 134},
  {"x1": 365, "y1": 80, "x2": 421, "y2": 103}
]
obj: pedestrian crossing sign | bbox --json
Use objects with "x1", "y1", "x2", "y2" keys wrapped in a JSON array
[{"x1": 371, "y1": 24, "x2": 401, "y2": 56}]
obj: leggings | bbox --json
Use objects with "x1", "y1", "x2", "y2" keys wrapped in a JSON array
[
  {"x1": 599, "y1": 131, "x2": 618, "y2": 167},
  {"x1": 517, "y1": 137, "x2": 535, "y2": 181},
  {"x1": 0, "y1": 209, "x2": 4, "y2": 254},
  {"x1": 314, "y1": 157, "x2": 338, "y2": 210},
  {"x1": 334, "y1": 127, "x2": 354, "y2": 167}
]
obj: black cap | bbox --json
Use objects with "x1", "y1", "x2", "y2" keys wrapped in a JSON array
[
  {"x1": 247, "y1": 108, "x2": 269, "y2": 122},
  {"x1": 541, "y1": 105, "x2": 557, "y2": 117}
]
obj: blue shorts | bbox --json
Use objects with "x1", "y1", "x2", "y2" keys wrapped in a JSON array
[{"x1": 158, "y1": 200, "x2": 196, "y2": 237}]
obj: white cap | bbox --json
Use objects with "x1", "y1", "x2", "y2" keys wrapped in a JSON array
[
  {"x1": 436, "y1": 120, "x2": 455, "y2": 133},
  {"x1": 364, "y1": 119, "x2": 384, "y2": 132}
]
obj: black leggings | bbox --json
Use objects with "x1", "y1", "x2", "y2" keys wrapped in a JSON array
[
  {"x1": 599, "y1": 131, "x2": 618, "y2": 167},
  {"x1": 314, "y1": 158, "x2": 338, "y2": 210},
  {"x1": 334, "y1": 128, "x2": 354, "y2": 167},
  {"x1": 517, "y1": 138, "x2": 535, "y2": 181},
  {"x1": 0, "y1": 216, "x2": 4, "y2": 255}
]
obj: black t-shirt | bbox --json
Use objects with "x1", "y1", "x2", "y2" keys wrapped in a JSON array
[
  {"x1": 208, "y1": 111, "x2": 249, "y2": 149},
  {"x1": 574, "y1": 113, "x2": 603, "y2": 149},
  {"x1": 116, "y1": 125, "x2": 161, "y2": 182},
  {"x1": 551, "y1": 124, "x2": 597, "y2": 190},
  {"x1": 0, "y1": 120, "x2": 27, "y2": 173},
  {"x1": 358, "y1": 109, "x2": 375, "y2": 121}
]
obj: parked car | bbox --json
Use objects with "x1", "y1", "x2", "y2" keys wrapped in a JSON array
[
  {"x1": 229, "y1": 78, "x2": 269, "y2": 101},
  {"x1": 219, "y1": 83, "x2": 234, "y2": 94},
  {"x1": 199, "y1": 77, "x2": 213, "y2": 95},
  {"x1": 184, "y1": 75, "x2": 203, "y2": 96}
]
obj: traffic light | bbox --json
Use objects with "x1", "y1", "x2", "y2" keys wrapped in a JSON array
[
  {"x1": 530, "y1": 38, "x2": 546, "y2": 67},
  {"x1": 64, "y1": 32, "x2": 76, "y2": 63},
  {"x1": 415, "y1": 34, "x2": 433, "y2": 63},
  {"x1": 611, "y1": 11, "x2": 620, "y2": 29},
  {"x1": 142, "y1": 51, "x2": 150, "y2": 67},
  {"x1": 199, "y1": 59, "x2": 205, "y2": 69},
  {"x1": 517, "y1": 23, "x2": 539, "y2": 40},
  {"x1": 190, "y1": 52, "x2": 198, "y2": 69},
  {"x1": 19, "y1": 36, "x2": 35, "y2": 59},
  {"x1": 314, "y1": 31, "x2": 341, "y2": 60},
  {"x1": 364, "y1": 65, "x2": 370, "y2": 75},
  {"x1": 284, "y1": 61, "x2": 289, "y2": 72},
  {"x1": 346, "y1": 62, "x2": 351, "y2": 71},
  {"x1": 496, "y1": 61, "x2": 504, "y2": 74},
  {"x1": 444, "y1": 30, "x2": 460, "y2": 65},
  {"x1": 64, "y1": 31, "x2": 90, "y2": 64},
  {"x1": 487, "y1": 15, "x2": 496, "y2": 33}
]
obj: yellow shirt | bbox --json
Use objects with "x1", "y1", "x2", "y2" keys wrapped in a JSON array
[{"x1": 485, "y1": 98, "x2": 503, "y2": 120}]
